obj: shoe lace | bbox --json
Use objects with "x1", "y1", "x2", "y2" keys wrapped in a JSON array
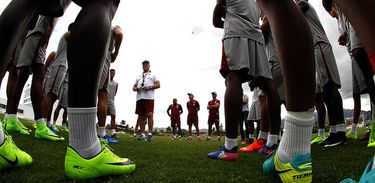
[{"x1": 99, "y1": 138, "x2": 114, "y2": 152}]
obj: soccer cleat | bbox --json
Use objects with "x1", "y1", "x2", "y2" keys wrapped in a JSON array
[
  {"x1": 35, "y1": 122, "x2": 64, "y2": 141},
  {"x1": 258, "y1": 144, "x2": 278, "y2": 155},
  {"x1": 188, "y1": 136, "x2": 192, "y2": 141},
  {"x1": 0, "y1": 131, "x2": 33, "y2": 170},
  {"x1": 207, "y1": 145, "x2": 238, "y2": 161},
  {"x1": 322, "y1": 132, "x2": 347, "y2": 147},
  {"x1": 359, "y1": 130, "x2": 370, "y2": 141},
  {"x1": 5, "y1": 117, "x2": 30, "y2": 135},
  {"x1": 263, "y1": 151, "x2": 312, "y2": 183},
  {"x1": 64, "y1": 141, "x2": 136, "y2": 179},
  {"x1": 205, "y1": 137, "x2": 211, "y2": 141},
  {"x1": 17, "y1": 120, "x2": 31, "y2": 132},
  {"x1": 61, "y1": 127, "x2": 69, "y2": 133},
  {"x1": 346, "y1": 131, "x2": 357, "y2": 140},
  {"x1": 311, "y1": 135, "x2": 326, "y2": 145},
  {"x1": 137, "y1": 135, "x2": 146, "y2": 141},
  {"x1": 368, "y1": 123, "x2": 375, "y2": 147},
  {"x1": 101, "y1": 135, "x2": 119, "y2": 144},
  {"x1": 240, "y1": 139, "x2": 266, "y2": 153},
  {"x1": 52, "y1": 125, "x2": 59, "y2": 132},
  {"x1": 340, "y1": 157, "x2": 375, "y2": 183},
  {"x1": 197, "y1": 136, "x2": 202, "y2": 141},
  {"x1": 147, "y1": 134, "x2": 153, "y2": 142},
  {"x1": 111, "y1": 133, "x2": 119, "y2": 139}
]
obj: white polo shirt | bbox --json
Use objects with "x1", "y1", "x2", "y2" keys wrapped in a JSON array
[{"x1": 134, "y1": 71, "x2": 159, "y2": 101}]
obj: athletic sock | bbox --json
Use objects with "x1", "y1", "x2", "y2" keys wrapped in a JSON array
[
  {"x1": 258, "y1": 131, "x2": 268, "y2": 141},
  {"x1": 0, "y1": 123, "x2": 4, "y2": 145},
  {"x1": 350, "y1": 123, "x2": 358, "y2": 134},
  {"x1": 224, "y1": 137, "x2": 237, "y2": 150},
  {"x1": 3, "y1": 113, "x2": 8, "y2": 121},
  {"x1": 97, "y1": 127, "x2": 106, "y2": 137},
  {"x1": 249, "y1": 134, "x2": 254, "y2": 139},
  {"x1": 52, "y1": 120, "x2": 56, "y2": 126},
  {"x1": 329, "y1": 125, "x2": 337, "y2": 134},
  {"x1": 278, "y1": 109, "x2": 314, "y2": 163},
  {"x1": 148, "y1": 132, "x2": 152, "y2": 136},
  {"x1": 36, "y1": 118, "x2": 46, "y2": 126},
  {"x1": 7, "y1": 114, "x2": 16, "y2": 120},
  {"x1": 369, "y1": 51, "x2": 375, "y2": 72},
  {"x1": 318, "y1": 128, "x2": 325, "y2": 138},
  {"x1": 141, "y1": 133, "x2": 146, "y2": 137},
  {"x1": 336, "y1": 124, "x2": 346, "y2": 132},
  {"x1": 46, "y1": 120, "x2": 51, "y2": 127},
  {"x1": 266, "y1": 134, "x2": 279, "y2": 147},
  {"x1": 68, "y1": 107, "x2": 101, "y2": 159},
  {"x1": 111, "y1": 129, "x2": 116, "y2": 135}
]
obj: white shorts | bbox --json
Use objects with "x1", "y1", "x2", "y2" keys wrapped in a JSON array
[
  {"x1": 17, "y1": 32, "x2": 46, "y2": 71},
  {"x1": 99, "y1": 55, "x2": 111, "y2": 90},
  {"x1": 58, "y1": 83, "x2": 68, "y2": 108},
  {"x1": 43, "y1": 65, "x2": 67, "y2": 96},
  {"x1": 220, "y1": 37, "x2": 272, "y2": 89},
  {"x1": 248, "y1": 101, "x2": 260, "y2": 121},
  {"x1": 314, "y1": 43, "x2": 341, "y2": 93},
  {"x1": 107, "y1": 102, "x2": 116, "y2": 115}
]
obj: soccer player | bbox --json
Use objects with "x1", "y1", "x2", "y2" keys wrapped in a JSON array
[
  {"x1": 207, "y1": 92, "x2": 221, "y2": 141},
  {"x1": 41, "y1": 30, "x2": 70, "y2": 136},
  {"x1": 322, "y1": 0, "x2": 375, "y2": 144},
  {"x1": 4, "y1": 15, "x2": 65, "y2": 142},
  {"x1": 187, "y1": 93, "x2": 201, "y2": 141},
  {"x1": 239, "y1": 93, "x2": 249, "y2": 144},
  {"x1": 296, "y1": 0, "x2": 347, "y2": 147},
  {"x1": 97, "y1": 26, "x2": 122, "y2": 144},
  {"x1": 107, "y1": 69, "x2": 119, "y2": 139},
  {"x1": 209, "y1": 0, "x2": 281, "y2": 161},
  {"x1": 52, "y1": 72, "x2": 69, "y2": 132},
  {"x1": 167, "y1": 98, "x2": 183, "y2": 139},
  {"x1": 133, "y1": 60, "x2": 160, "y2": 142}
]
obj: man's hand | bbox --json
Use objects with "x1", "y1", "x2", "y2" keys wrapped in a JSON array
[{"x1": 338, "y1": 33, "x2": 348, "y2": 46}]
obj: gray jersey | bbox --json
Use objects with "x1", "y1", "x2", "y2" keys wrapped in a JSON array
[
  {"x1": 51, "y1": 34, "x2": 68, "y2": 68},
  {"x1": 107, "y1": 79, "x2": 118, "y2": 104},
  {"x1": 223, "y1": 0, "x2": 264, "y2": 44},
  {"x1": 265, "y1": 29, "x2": 279, "y2": 62},
  {"x1": 27, "y1": 16, "x2": 53, "y2": 37},
  {"x1": 303, "y1": 2, "x2": 330, "y2": 45}
]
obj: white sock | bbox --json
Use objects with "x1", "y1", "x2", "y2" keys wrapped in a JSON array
[
  {"x1": 249, "y1": 134, "x2": 254, "y2": 139},
  {"x1": 278, "y1": 109, "x2": 314, "y2": 163},
  {"x1": 258, "y1": 131, "x2": 268, "y2": 141},
  {"x1": 336, "y1": 124, "x2": 346, "y2": 132},
  {"x1": 266, "y1": 134, "x2": 279, "y2": 147},
  {"x1": 350, "y1": 123, "x2": 358, "y2": 134},
  {"x1": 7, "y1": 114, "x2": 16, "y2": 119},
  {"x1": 224, "y1": 137, "x2": 237, "y2": 150},
  {"x1": 46, "y1": 120, "x2": 51, "y2": 127},
  {"x1": 36, "y1": 118, "x2": 46, "y2": 128},
  {"x1": 148, "y1": 132, "x2": 152, "y2": 136},
  {"x1": 3, "y1": 113, "x2": 8, "y2": 120},
  {"x1": 318, "y1": 128, "x2": 325, "y2": 138},
  {"x1": 53, "y1": 120, "x2": 56, "y2": 125},
  {"x1": 0, "y1": 123, "x2": 4, "y2": 144},
  {"x1": 68, "y1": 107, "x2": 101, "y2": 159},
  {"x1": 111, "y1": 129, "x2": 116, "y2": 135},
  {"x1": 329, "y1": 125, "x2": 337, "y2": 134},
  {"x1": 98, "y1": 127, "x2": 106, "y2": 137},
  {"x1": 141, "y1": 133, "x2": 145, "y2": 137}
]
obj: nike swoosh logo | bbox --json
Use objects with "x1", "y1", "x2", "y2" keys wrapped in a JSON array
[
  {"x1": 106, "y1": 160, "x2": 134, "y2": 166},
  {"x1": 275, "y1": 168, "x2": 292, "y2": 174},
  {"x1": 0, "y1": 154, "x2": 18, "y2": 166}
]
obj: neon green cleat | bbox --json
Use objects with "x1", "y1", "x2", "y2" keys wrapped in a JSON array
[
  {"x1": 52, "y1": 125, "x2": 59, "y2": 132},
  {"x1": 34, "y1": 121, "x2": 64, "y2": 141},
  {"x1": 263, "y1": 151, "x2": 312, "y2": 183},
  {"x1": 0, "y1": 131, "x2": 33, "y2": 171},
  {"x1": 61, "y1": 127, "x2": 69, "y2": 133},
  {"x1": 5, "y1": 117, "x2": 30, "y2": 135},
  {"x1": 17, "y1": 120, "x2": 31, "y2": 132},
  {"x1": 368, "y1": 123, "x2": 375, "y2": 147},
  {"x1": 346, "y1": 131, "x2": 357, "y2": 140},
  {"x1": 64, "y1": 139, "x2": 136, "y2": 179},
  {"x1": 311, "y1": 135, "x2": 325, "y2": 145}
]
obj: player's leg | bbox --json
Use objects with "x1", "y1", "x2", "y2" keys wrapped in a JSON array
[
  {"x1": 146, "y1": 110, "x2": 154, "y2": 142},
  {"x1": 311, "y1": 94, "x2": 326, "y2": 144},
  {"x1": 65, "y1": 0, "x2": 135, "y2": 179},
  {"x1": 215, "y1": 121, "x2": 221, "y2": 141},
  {"x1": 258, "y1": 79, "x2": 281, "y2": 154},
  {"x1": 208, "y1": 72, "x2": 241, "y2": 160},
  {"x1": 194, "y1": 122, "x2": 200, "y2": 140},
  {"x1": 207, "y1": 123, "x2": 212, "y2": 140},
  {"x1": 256, "y1": 0, "x2": 315, "y2": 182}
]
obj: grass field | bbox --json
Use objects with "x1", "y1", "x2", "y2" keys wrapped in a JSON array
[{"x1": 1, "y1": 117, "x2": 375, "y2": 183}]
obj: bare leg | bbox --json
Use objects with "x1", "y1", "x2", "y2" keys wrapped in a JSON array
[
  {"x1": 315, "y1": 94, "x2": 326, "y2": 129},
  {"x1": 97, "y1": 89, "x2": 108, "y2": 128},
  {"x1": 224, "y1": 72, "x2": 242, "y2": 139},
  {"x1": 146, "y1": 112, "x2": 154, "y2": 134},
  {"x1": 31, "y1": 63, "x2": 45, "y2": 120}
]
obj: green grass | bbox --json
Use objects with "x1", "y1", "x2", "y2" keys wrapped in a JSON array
[{"x1": 1, "y1": 116, "x2": 374, "y2": 183}]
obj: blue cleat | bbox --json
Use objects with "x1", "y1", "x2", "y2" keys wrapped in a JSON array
[
  {"x1": 207, "y1": 145, "x2": 238, "y2": 161},
  {"x1": 49, "y1": 126, "x2": 58, "y2": 135},
  {"x1": 137, "y1": 135, "x2": 146, "y2": 141},
  {"x1": 341, "y1": 156, "x2": 375, "y2": 183},
  {"x1": 147, "y1": 134, "x2": 153, "y2": 142},
  {"x1": 101, "y1": 135, "x2": 119, "y2": 144}
]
